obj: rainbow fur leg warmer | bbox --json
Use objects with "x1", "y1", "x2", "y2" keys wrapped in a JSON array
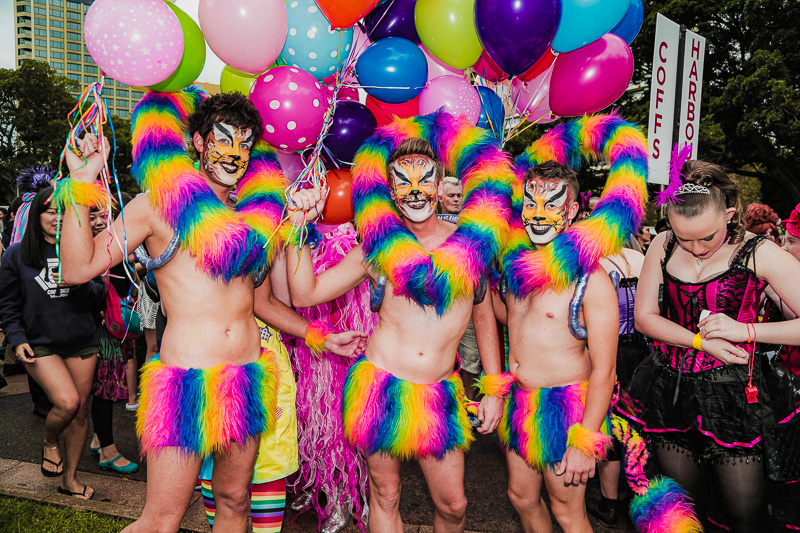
[
  {"x1": 497, "y1": 381, "x2": 611, "y2": 471},
  {"x1": 611, "y1": 415, "x2": 703, "y2": 533},
  {"x1": 342, "y1": 357, "x2": 474, "y2": 460},
  {"x1": 504, "y1": 113, "x2": 648, "y2": 297},
  {"x1": 51, "y1": 179, "x2": 110, "y2": 210},
  {"x1": 136, "y1": 348, "x2": 279, "y2": 458}
]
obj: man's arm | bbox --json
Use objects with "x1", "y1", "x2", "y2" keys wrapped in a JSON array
[
  {"x1": 472, "y1": 294, "x2": 504, "y2": 434},
  {"x1": 491, "y1": 288, "x2": 507, "y2": 325}
]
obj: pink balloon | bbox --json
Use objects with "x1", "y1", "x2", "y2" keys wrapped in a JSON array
[
  {"x1": 250, "y1": 66, "x2": 328, "y2": 152},
  {"x1": 321, "y1": 74, "x2": 360, "y2": 103},
  {"x1": 511, "y1": 70, "x2": 558, "y2": 124},
  {"x1": 472, "y1": 50, "x2": 508, "y2": 82},
  {"x1": 419, "y1": 75, "x2": 481, "y2": 123},
  {"x1": 275, "y1": 149, "x2": 306, "y2": 183},
  {"x1": 199, "y1": 0, "x2": 287, "y2": 74},
  {"x1": 84, "y1": 0, "x2": 183, "y2": 86},
  {"x1": 421, "y1": 45, "x2": 465, "y2": 83},
  {"x1": 549, "y1": 34, "x2": 633, "y2": 117},
  {"x1": 349, "y1": 26, "x2": 372, "y2": 64}
]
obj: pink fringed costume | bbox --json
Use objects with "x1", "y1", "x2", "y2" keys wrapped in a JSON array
[{"x1": 289, "y1": 222, "x2": 379, "y2": 530}]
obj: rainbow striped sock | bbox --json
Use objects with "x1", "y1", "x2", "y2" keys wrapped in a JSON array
[
  {"x1": 200, "y1": 479, "x2": 215, "y2": 526},
  {"x1": 251, "y1": 479, "x2": 286, "y2": 533}
]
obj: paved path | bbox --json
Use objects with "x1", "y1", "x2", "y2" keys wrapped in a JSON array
[{"x1": 0, "y1": 367, "x2": 636, "y2": 532}]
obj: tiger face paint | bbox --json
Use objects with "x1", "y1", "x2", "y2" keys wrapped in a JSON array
[
  {"x1": 202, "y1": 122, "x2": 254, "y2": 187},
  {"x1": 390, "y1": 155, "x2": 438, "y2": 223},
  {"x1": 522, "y1": 178, "x2": 572, "y2": 245}
]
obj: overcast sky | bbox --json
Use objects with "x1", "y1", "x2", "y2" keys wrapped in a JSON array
[{"x1": 1, "y1": 0, "x2": 226, "y2": 84}]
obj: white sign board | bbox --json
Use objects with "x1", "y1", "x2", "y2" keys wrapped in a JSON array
[
  {"x1": 678, "y1": 30, "x2": 706, "y2": 157},
  {"x1": 647, "y1": 14, "x2": 681, "y2": 185}
]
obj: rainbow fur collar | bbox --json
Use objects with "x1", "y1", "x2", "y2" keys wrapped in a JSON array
[
  {"x1": 131, "y1": 87, "x2": 287, "y2": 282},
  {"x1": 351, "y1": 110, "x2": 514, "y2": 315},
  {"x1": 502, "y1": 113, "x2": 648, "y2": 298}
]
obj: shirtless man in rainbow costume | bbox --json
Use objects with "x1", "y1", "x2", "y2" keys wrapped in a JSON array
[
  {"x1": 55, "y1": 89, "x2": 362, "y2": 533},
  {"x1": 285, "y1": 111, "x2": 513, "y2": 533}
]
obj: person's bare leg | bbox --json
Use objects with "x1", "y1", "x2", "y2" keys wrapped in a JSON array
[
  {"x1": 366, "y1": 453, "x2": 403, "y2": 533},
  {"x1": 418, "y1": 450, "x2": 468, "y2": 533},
  {"x1": 60, "y1": 355, "x2": 97, "y2": 494},
  {"x1": 543, "y1": 467, "x2": 592, "y2": 533},
  {"x1": 506, "y1": 450, "x2": 551, "y2": 533},
  {"x1": 125, "y1": 356, "x2": 139, "y2": 406},
  {"x1": 121, "y1": 447, "x2": 203, "y2": 533},
  {"x1": 596, "y1": 460, "x2": 620, "y2": 499},
  {"x1": 209, "y1": 437, "x2": 259, "y2": 532},
  {"x1": 460, "y1": 370, "x2": 479, "y2": 401}
]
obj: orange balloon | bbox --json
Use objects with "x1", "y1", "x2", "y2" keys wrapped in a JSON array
[
  {"x1": 322, "y1": 169, "x2": 355, "y2": 224},
  {"x1": 316, "y1": 0, "x2": 381, "y2": 29},
  {"x1": 519, "y1": 48, "x2": 558, "y2": 82},
  {"x1": 365, "y1": 94, "x2": 420, "y2": 127}
]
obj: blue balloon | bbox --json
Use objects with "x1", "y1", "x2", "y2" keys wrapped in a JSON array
[
  {"x1": 609, "y1": 0, "x2": 644, "y2": 44},
  {"x1": 551, "y1": 0, "x2": 629, "y2": 53},
  {"x1": 355, "y1": 37, "x2": 427, "y2": 104},
  {"x1": 280, "y1": 0, "x2": 353, "y2": 80},
  {"x1": 476, "y1": 86, "x2": 504, "y2": 138}
]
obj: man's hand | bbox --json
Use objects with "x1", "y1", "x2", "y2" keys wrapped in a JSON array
[
  {"x1": 324, "y1": 330, "x2": 368, "y2": 358},
  {"x1": 555, "y1": 446, "x2": 596, "y2": 485},
  {"x1": 287, "y1": 188, "x2": 327, "y2": 226},
  {"x1": 15, "y1": 343, "x2": 35, "y2": 364},
  {"x1": 65, "y1": 133, "x2": 110, "y2": 183},
  {"x1": 476, "y1": 394, "x2": 503, "y2": 434}
]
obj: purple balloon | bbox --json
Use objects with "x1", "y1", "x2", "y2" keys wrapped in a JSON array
[
  {"x1": 323, "y1": 101, "x2": 378, "y2": 165},
  {"x1": 474, "y1": 0, "x2": 560, "y2": 77},
  {"x1": 364, "y1": 0, "x2": 420, "y2": 44}
]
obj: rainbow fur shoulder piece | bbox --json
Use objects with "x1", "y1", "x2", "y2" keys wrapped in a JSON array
[
  {"x1": 131, "y1": 87, "x2": 287, "y2": 282},
  {"x1": 352, "y1": 110, "x2": 514, "y2": 315},
  {"x1": 503, "y1": 113, "x2": 648, "y2": 298}
]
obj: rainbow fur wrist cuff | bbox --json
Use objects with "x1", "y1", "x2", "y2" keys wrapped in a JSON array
[
  {"x1": 476, "y1": 373, "x2": 515, "y2": 397},
  {"x1": 566, "y1": 423, "x2": 613, "y2": 461},
  {"x1": 280, "y1": 221, "x2": 318, "y2": 247},
  {"x1": 305, "y1": 319, "x2": 333, "y2": 355},
  {"x1": 51, "y1": 179, "x2": 108, "y2": 210}
]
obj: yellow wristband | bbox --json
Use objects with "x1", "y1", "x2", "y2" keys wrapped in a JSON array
[{"x1": 692, "y1": 333, "x2": 703, "y2": 352}]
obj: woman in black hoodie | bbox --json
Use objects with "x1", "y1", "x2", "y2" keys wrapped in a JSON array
[{"x1": 0, "y1": 188, "x2": 103, "y2": 499}]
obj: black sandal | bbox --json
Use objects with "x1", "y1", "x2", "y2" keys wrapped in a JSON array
[
  {"x1": 57, "y1": 484, "x2": 94, "y2": 500},
  {"x1": 41, "y1": 446, "x2": 63, "y2": 477}
]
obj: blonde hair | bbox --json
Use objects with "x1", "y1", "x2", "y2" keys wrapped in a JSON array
[{"x1": 442, "y1": 176, "x2": 460, "y2": 187}]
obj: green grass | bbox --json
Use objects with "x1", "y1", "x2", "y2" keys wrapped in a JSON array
[{"x1": 0, "y1": 496, "x2": 133, "y2": 532}]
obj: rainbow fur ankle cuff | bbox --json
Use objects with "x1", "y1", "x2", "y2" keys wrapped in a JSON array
[
  {"x1": 476, "y1": 373, "x2": 515, "y2": 397},
  {"x1": 51, "y1": 179, "x2": 109, "y2": 210},
  {"x1": 305, "y1": 320, "x2": 333, "y2": 355},
  {"x1": 566, "y1": 423, "x2": 612, "y2": 461},
  {"x1": 136, "y1": 348, "x2": 279, "y2": 457}
]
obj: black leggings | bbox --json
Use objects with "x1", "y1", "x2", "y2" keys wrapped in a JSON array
[
  {"x1": 655, "y1": 444, "x2": 767, "y2": 533},
  {"x1": 91, "y1": 396, "x2": 115, "y2": 448}
]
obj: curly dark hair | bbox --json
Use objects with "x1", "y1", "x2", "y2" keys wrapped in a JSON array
[
  {"x1": 523, "y1": 160, "x2": 580, "y2": 200},
  {"x1": 186, "y1": 92, "x2": 264, "y2": 144},
  {"x1": 666, "y1": 160, "x2": 744, "y2": 244}
]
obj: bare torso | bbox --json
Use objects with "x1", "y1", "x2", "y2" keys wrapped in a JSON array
[
  {"x1": 141, "y1": 197, "x2": 260, "y2": 368},
  {"x1": 506, "y1": 287, "x2": 591, "y2": 390}
]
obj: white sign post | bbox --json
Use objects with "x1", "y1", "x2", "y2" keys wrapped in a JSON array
[
  {"x1": 678, "y1": 30, "x2": 706, "y2": 158},
  {"x1": 647, "y1": 14, "x2": 681, "y2": 185}
]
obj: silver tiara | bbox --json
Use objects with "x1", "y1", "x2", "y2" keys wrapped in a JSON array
[{"x1": 675, "y1": 183, "x2": 710, "y2": 196}]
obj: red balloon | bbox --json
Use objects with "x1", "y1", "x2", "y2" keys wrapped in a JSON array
[
  {"x1": 322, "y1": 169, "x2": 354, "y2": 224},
  {"x1": 316, "y1": 0, "x2": 380, "y2": 29},
  {"x1": 472, "y1": 50, "x2": 507, "y2": 82},
  {"x1": 365, "y1": 94, "x2": 420, "y2": 126},
  {"x1": 519, "y1": 48, "x2": 558, "y2": 82}
]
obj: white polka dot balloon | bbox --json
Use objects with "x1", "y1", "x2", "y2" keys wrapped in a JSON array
[
  {"x1": 279, "y1": 0, "x2": 353, "y2": 81},
  {"x1": 250, "y1": 65, "x2": 327, "y2": 152},
  {"x1": 84, "y1": 0, "x2": 184, "y2": 87}
]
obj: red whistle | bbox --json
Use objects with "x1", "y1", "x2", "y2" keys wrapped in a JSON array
[{"x1": 745, "y1": 385, "x2": 758, "y2": 404}]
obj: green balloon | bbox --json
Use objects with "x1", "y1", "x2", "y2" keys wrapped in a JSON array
[
  {"x1": 149, "y1": 2, "x2": 206, "y2": 93},
  {"x1": 415, "y1": 0, "x2": 483, "y2": 70},
  {"x1": 220, "y1": 66, "x2": 258, "y2": 95}
]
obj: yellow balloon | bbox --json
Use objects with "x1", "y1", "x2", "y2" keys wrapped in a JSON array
[
  {"x1": 415, "y1": 0, "x2": 483, "y2": 70},
  {"x1": 220, "y1": 66, "x2": 258, "y2": 95}
]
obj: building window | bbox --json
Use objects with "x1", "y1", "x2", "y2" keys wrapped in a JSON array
[
  {"x1": 67, "y1": 42, "x2": 80, "y2": 50},
  {"x1": 67, "y1": 52, "x2": 80, "y2": 61},
  {"x1": 66, "y1": 21, "x2": 80, "y2": 30},
  {"x1": 50, "y1": 19, "x2": 64, "y2": 28},
  {"x1": 117, "y1": 109, "x2": 130, "y2": 118},
  {"x1": 35, "y1": 49, "x2": 47, "y2": 58},
  {"x1": 35, "y1": 0, "x2": 46, "y2": 4},
  {"x1": 67, "y1": 63, "x2": 81, "y2": 72},
  {"x1": 50, "y1": 61, "x2": 64, "y2": 69},
  {"x1": 84, "y1": 75, "x2": 97, "y2": 84},
  {"x1": 83, "y1": 55, "x2": 94, "y2": 64},
  {"x1": 67, "y1": 73, "x2": 81, "y2": 81},
  {"x1": 34, "y1": 7, "x2": 46, "y2": 15},
  {"x1": 116, "y1": 89, "x2": 129, "y2": 98},
  {"x1": 66, "y1": 11, "x2": 80, "y2": 20},
  {"x1": 18, "y1": 16, "x2": 32, "y2": 24},
  {"x1": 50, "y1": 30, "x2": 64, "y2": 38},
  {"x1": 105, "y1": 79, "x2": 114, "y2": 87},
  {"x1": 17, "y1": 5, "x2": 32, "y2": 13},
  {"x1": 116, "y1": 99, "x2": 129, "y2": 107},
  {"x1": 50, "y1": 40, "x2": 64, "y2": 49},
  {"x1": 35, "y1": 28, "x2": 47, "y2": 36},
  {"x1": 50, "y1": 9, "x2": 64, "y2": 18},
  {"x1": 116, "y1": 81, "x2": 128, "y2": 88},
  {"x1": 66, "y1": 1, "x2": 81, "y2": 8},
  {"x1": 18, "y1": 37, "x2": 32, "y2": 46},
  {"x1": 51, "y1": 51, "x2": 64, "y2": 59},
  {"x1": 67, "y1": 31, "x2": 80, "y2": 40},
  {"x1": 84, "y1": 64, "x2": 97, "y2": 73},
  {"x1": 35, "y1": 17, "x2": 46, "y2": 26},
  {"x1": 131, "y1": 90, "x2": 144, "y2": 99},
  {"x1": 50, "y1": 0, "x2": 64, "y2": 6},
  {"x1": 35, "y1": 38, "x2": 47, "y2": 47}
]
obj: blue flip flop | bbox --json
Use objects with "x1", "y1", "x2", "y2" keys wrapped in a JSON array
[{"x1": 98, "y1": 454, "x2": 139, "y2": 474}]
